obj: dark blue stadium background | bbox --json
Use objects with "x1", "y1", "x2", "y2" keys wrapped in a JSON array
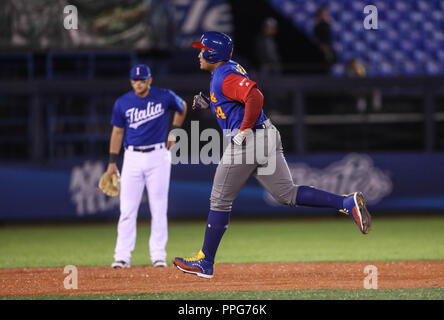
[{"x1": 0, "y1": 0, "x2": 443, "y2": 221}]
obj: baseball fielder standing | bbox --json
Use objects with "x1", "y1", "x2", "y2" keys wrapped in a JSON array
[
  {"x1": 173, "y1": 32, "x2": 371, "y2": 278},
  {"x1": 105, "y1": 64, "x2": 187, "y2": 268}
]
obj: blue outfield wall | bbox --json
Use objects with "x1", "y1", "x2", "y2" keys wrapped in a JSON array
[{"x1": 0, "y1": 152, "x2": 443, "y2": 220}]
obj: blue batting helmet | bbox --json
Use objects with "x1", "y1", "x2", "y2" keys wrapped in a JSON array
[
  {"x1": 192, "y1": 31, "x2": 233, "y2": 63},
  {"x1": 130, "y1": 64, "x2": 151, "y2": 79}
]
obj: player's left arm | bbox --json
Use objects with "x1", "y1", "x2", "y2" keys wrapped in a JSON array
[
  {"x1": 172, "y1": 100, "x2": 188, "y2": 128},
  {"x1": 239, "y1": 87, "x2": 264, "y2": 131},
  {"x1": 222, "y1": 73, "x2": 264, "y2": 144}
]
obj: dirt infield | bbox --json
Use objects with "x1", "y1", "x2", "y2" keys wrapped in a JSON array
[{"x1": 1, "y1": 260, "x2": 443, "y2": 297}]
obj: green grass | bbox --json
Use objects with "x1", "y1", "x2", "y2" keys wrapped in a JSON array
[
  {"x1": 1, "y1": 216, "x2": 443, "y2": 300},
  {"x1": 2, "y1": 289, "x2": 444, "y2": 300},
  {"x1": 1, "y1": 216, "x2": 443, "y2": 268}
]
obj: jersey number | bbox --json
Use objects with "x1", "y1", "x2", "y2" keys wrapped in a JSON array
[
  {"x1": 236, "y1": 64, "x2": 247, "y2": 75},
  {"x1": 215, "y1": 106, "x2": 226, "y2": 119}
]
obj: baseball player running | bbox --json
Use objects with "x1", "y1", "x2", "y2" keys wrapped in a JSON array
[
  {"x1": 106, "y1": 64, "x2": 187, "y2": 268},
  {"x1": 173, "y1": 32, "x2": 371, "y2": 278}
]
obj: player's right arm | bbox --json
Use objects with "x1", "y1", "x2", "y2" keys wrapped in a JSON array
[
  {"x1": 107, "y1": 97, "x2": 126, "y2": 176},
  {"x1": 106, "y1": 126, "x2": 124, "y2": 176},
  {"x1": 192, "y1": 92, "x2": 210, "y2": 110}
]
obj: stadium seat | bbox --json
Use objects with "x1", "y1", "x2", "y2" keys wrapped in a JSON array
[{"x1": 268, "y1": 0, "x2": 444, "y2": 76}]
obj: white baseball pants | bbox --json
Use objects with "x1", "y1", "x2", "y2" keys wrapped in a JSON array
[{"x1": 113, "y1": 145, "x2": 171, "y2": 264}]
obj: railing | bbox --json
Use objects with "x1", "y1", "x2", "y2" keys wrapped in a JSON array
[
  {"x1": 0, "y1": 51, "x2": 139, "y2": 80},
  {"x1": 0, "y1": 75, "x2": 443, "y2": 162}
]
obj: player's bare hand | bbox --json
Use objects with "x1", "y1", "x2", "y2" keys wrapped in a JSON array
[
  {"x1": 167, "y1": 141, "x2": 176, "y2": 150},
  {"x1": 167, "y1": 133, "x2": 176, "y2": 150},
  {"x1": 192, "y1": 92, "x2": 210, "y2": 110}
]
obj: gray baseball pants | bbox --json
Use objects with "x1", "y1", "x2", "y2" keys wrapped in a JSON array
[{"x1": 210, "y1": 119, "x2": 299, "y2": 212}]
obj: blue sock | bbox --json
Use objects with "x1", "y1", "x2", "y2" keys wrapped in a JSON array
[
  {"x1": 296, "y1": 186, "x2": 343, "y2": 210},
  {"x1": 202, "y1": 210, "x2": 230, "y2": 263}
]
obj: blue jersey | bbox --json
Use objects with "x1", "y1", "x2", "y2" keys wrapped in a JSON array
[
  {"x1": 209, "y1": 60, "x2": 267, "y2": 135},
  {"x1": 111, "y1": 86, "x2": 184, "y2": 147}
]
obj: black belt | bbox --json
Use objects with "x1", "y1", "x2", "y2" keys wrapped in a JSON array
[{"x1": 128, "y1": 145, "x2": 164, "y2": 153}]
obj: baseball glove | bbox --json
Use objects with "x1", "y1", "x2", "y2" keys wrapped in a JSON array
[{"x1": 98, "y1": 171, "x2": 120, "y2": 197}]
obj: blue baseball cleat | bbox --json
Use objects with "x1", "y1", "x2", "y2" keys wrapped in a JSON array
[
  {"x1": 173, "y1": 250, "x2": 214, "y2": 279},
  {"x1": 340, "y1": 192, "x2": 372, "y2": 234}
]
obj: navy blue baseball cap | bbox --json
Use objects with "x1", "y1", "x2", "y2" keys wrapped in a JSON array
[
  {"x1": 130, "y1": 64, "x2": 152, "y2": 79},
  {"x1": 192, "y1": 31, "x2": 233, "y2": 63}
]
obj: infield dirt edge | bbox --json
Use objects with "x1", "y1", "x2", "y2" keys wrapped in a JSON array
[{"x1": 1, "y1": 260, "x2": 443, "y2": 297}]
